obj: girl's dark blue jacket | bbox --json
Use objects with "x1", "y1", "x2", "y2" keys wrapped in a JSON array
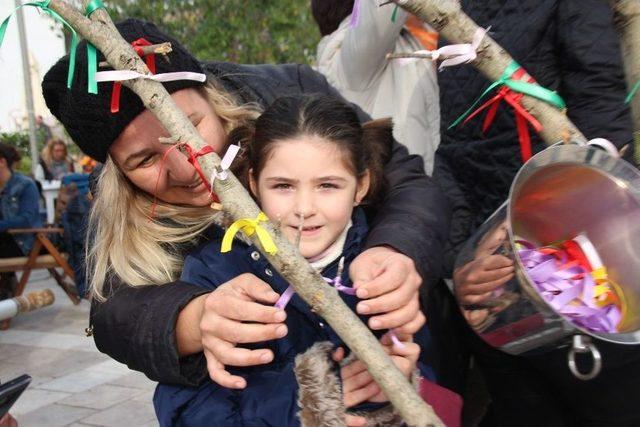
[{"x1": 153, "y1": 209, "x2": 433, "y2": 426}]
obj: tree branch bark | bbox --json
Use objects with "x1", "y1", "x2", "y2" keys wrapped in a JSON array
[
  {"x1": 392, "y1": 0, "x2": 587, "y2": 145},
  {"x1": 45, "y1": 1, "x2": 442, "y2": 425},
  {"x1": 609, "y1": 0, "x2": 640, "y2": 164},
  {"x1": 98, "y1": 42, "x2": 172, "y2": 67}
]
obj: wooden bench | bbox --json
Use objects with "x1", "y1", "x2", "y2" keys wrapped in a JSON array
[{"x1": 0, "y1": 228, "x2": 81, "y2": 306}]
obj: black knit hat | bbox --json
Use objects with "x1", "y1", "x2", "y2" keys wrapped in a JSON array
[{"x1": 42, "y1": 19, "x2": 206, "y2": 163}]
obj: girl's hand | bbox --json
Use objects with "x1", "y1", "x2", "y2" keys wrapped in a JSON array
[
  {"x1": 335, "y1": 334, "x2": 420, "y2": 410},
  {"x1": 349, "y1": 246, "x2": 424, "y2": 335},
  {"x1": 198, "y1": 273, "x2": 288, "y2": 389},
  {"x1": 453, "y1": 254, "x2": 514, "y2": 306}
]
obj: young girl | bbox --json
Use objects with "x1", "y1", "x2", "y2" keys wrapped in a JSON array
[{"x1": 153, "y1": 94, "x2": 435, "y2": 426}]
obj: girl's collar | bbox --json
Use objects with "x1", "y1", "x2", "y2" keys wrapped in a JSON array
[{"x1": 307, "y1": 220, "x2": 352, "y2": 271}]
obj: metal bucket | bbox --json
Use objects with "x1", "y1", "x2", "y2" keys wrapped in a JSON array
[{"x1": 454, "y1": 144, "x2": 640, "y2": 379}]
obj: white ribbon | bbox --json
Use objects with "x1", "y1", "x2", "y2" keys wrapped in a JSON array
[
  {"x1": 209, "y1": 144, "x2": 240, "y2": 190},
  {"x1": 94, "y1": 70, "x2": 206, "y2": 84},
  {"x1": 397, "y1": 27, "x2": 489, "y2": 70}
]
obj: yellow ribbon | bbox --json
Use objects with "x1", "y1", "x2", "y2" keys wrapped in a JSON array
[
  {"x1": 590, "y1": 267, "x2": 628, "y2": 326},
  {"x1": 221, "y1": 212, "x2": 277, "y2": 255}
]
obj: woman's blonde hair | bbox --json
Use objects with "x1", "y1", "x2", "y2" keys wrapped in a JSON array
[
  {"x1": 41, "y1": 138, "x2": 68, "y2": 165},
  {"x1": 88, "y1": 82, "x2": 260, "y2": 300}
]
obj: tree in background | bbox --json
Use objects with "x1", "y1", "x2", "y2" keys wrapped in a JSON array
[{"x1": 105, "y1": 0, "x2": 319, "y2": 64}]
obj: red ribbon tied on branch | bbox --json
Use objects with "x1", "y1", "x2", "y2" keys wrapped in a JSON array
[
  {"x1": 182, "y1": 144, "x2": 220, "y2": 203},
  {"x1": 150, "y1": 142, "x2": 220, "y2": 219},
  {"x1": 110, "y1": 38, "x2": 157, "y2": 113},
  {"x1": 462, "y1": 67, "x2": 542, "y2": 162}
]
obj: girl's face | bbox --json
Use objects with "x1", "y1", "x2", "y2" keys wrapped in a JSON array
[
  {"x1": 108, "y1": 88, "x2": 226, "y2": 207},
  {"x1": 251, "y1": 135, "x2": 370, "y2": 259}
]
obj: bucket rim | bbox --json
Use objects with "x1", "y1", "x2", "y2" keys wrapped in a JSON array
[{"x1": 506, "y1": 144, "x2": 640, "y2": 344}]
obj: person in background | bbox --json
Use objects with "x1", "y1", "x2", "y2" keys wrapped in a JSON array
[
  {"x1": 35, "y1": 114, "x2": 52, "y2": 146},
  {"x1": 0, "y1": 142, "x2": 42, "y2": 300},
  {"x1": 37, "y1": 138, "x2": 74, "y2": 181},
  {"x1": 312, "y1": 0, "x2": 440, "y2": 174}
]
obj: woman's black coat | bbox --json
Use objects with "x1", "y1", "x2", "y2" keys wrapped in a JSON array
[{"x1": 89, "y1": 62, "x2": 450, "y2": 386}]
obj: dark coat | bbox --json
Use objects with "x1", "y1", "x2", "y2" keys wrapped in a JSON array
[
  {"x1": 153, "y1": 209, "x2": 434, "y2": 426},
  {"x1": 89, "y1": 62, "x2": 450, "y2": 386},
  {"x1": 434, "y1": 0, "x2": 634, "y2": 275}
]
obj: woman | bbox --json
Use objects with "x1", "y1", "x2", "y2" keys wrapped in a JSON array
[
  {"x1": 38, "y1": 138, "x2": 74, "y2": 181},
  {"x1": 42, "y1": 18, "x2": 450, "y2": 407},
  {"x1": 0, "y1": 142, "x2": 42, "y2": 300}
]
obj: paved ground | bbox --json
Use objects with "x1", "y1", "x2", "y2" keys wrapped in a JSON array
[{"x1": 0, "y1": 270, "x2": 158, "y2": 427}]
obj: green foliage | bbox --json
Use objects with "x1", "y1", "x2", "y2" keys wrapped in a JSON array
[{"x1": 105, "y1": 0, "x2": 321, "y2": 65}]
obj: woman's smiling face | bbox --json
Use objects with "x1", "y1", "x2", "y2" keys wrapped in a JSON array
[{"x1": 108, "y1": 88, "x2": 227, "y2": 207}]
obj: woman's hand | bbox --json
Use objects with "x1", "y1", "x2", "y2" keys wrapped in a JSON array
[
  {"x1": 335, "y1": 333, "x2": 420, "y2": 416},
  {"x1": 349, "y1": 246, "x2": 424, "y2": 334},
  {"x1": 193, "y1": 273, "x2": 288, "y2": 389},
  {"x1": 453, "y1": 254, "x2": 514, "y2": 306}
]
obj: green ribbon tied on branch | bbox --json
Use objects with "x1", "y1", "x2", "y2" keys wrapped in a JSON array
[
  {"x1": 0, "y1": 0, "x2": 78, "y2": 89},
  {"x1": 391, "y1": 5, "x2": 399, "y2": 23},
  {"x1": 449, "y1": 61, "x2": 566, "y2": 129},
  {"x1": 625, "y1": 80, "x2": 640, "y2": 104},
  {"x1": 86, "y1": 0, "x2": 106, "y2": 94}
]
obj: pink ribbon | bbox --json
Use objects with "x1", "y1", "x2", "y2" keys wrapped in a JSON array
[{"x1": 396, "y1": 27, "x2": 488, "y2": 70}]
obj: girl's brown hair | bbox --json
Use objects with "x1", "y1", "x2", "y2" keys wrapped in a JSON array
[{"x1": 229, "y1": 94, "x2": 392, "y2": 206}]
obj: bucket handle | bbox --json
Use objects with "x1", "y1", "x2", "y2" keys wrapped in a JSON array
[
  {"x1": 567, "y1": 335, "x2": 602, "y2": 380},
  {"x1": 560, "y1": 138, "x2": 620, "y2": 158},
  {"x1": 586, "y1": 138, "x2": 620, "y2": 158}
]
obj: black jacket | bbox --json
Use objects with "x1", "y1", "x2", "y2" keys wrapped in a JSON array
[
  {"x1": 90, "y1": 62, "x2": 450, "y2": 386},
  {"x1": 435, "y1": 0, "x2": 634, "y2": 275}
]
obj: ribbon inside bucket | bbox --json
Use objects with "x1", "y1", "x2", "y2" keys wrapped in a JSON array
[
  {"x1": 509, "y1": 155, "x2": 640, "y2": 337},
  {"x1": 516, "y1": 235, "x2": 627, "y2": 333}
]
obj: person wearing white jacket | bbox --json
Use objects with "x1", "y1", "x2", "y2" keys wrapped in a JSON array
[{"x1": 313, "y1": 0, "x2": 440, "y2": 175}]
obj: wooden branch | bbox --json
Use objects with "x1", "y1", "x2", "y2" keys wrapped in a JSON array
[
  {"x1": 98, "y1": 42, "x2": 173, "y2": 67},
  {"x1": 47, "y1": 1, "x2": 442, "y2": 425},
  {"x1": 609, "y1": 0, "x2": 640, "y2": 164},
  {"x1": 392, "y1": 0, "x2": 586, "y2": 145}
]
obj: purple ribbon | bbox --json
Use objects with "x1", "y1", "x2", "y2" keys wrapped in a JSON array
[
  {"x1": 518, "y1": 244, "x2": 621, "y2": 333},
  {"x1": 324, "y1": 275, "x2": 357, "y2": 295},
  {"x1": 349, "y1": 0, "x2": 361, "y2": 28},
  {"x1": 275, "y1": 286, "x2": 295, "y2": 310},
  {"x1": 274, "y1": 273, "x2": 356, "y2": 310},
  {"x1": 274, "y1": 270, "x2": 406, "y2": 348}
]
